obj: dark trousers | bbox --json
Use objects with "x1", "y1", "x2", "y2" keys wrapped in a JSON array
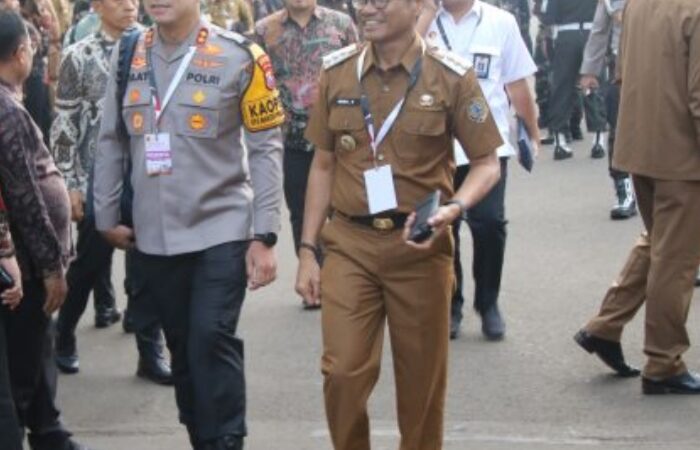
[
  {"x1": 605, "y1": 82, "x2": 628, "y2": 181},
  {"x1": 3, "y1": 280, "x2": 70, "y2": 449},
  {"x1": 0, "y1": 306, "x2": 22, "y2": 450},
  {"x1": 451, "y1": 158, "x2": 508, "y2": 323},
  {"x1": 283, "y1": 147, "x2": 314, "y2": 254},
  {"x1": 548, "y1": 30, "x2": 590, "y2": 132},
  {"x1": 56, "y1": 215, "x2": 116, "y2": 348},
  {"x1": 130, "y1": 242, "x2": 249, "y2": 445}
]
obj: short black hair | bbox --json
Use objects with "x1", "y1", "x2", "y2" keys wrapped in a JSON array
[{"x1": 0, "y1": 10, "x2": 27, "y2": 62}]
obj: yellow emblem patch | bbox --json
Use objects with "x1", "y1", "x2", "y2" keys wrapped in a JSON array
[
  {"x1": 189, "y1": 114, "x2": 208, "y2": 131},
  {"x1": 200, "y1": 44, "x2": 223, "y2": 56},
  {"x1": 240, "y1": 43, "x2": 285, "y2": 132},
  {"x1": 192, "y1": 90, "x2": 206, "y2": 105},
  {"x1": 129, "y1": 89, "x2": 141, "y2": 104},
  {"x1": 131, "y1": 55, "x2": 146, "y2": 70},
  {"x1": 132, "y1": 112, "x2": 144, "y2": 131}
]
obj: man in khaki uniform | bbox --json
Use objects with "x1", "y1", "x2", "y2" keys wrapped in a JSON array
[
  {"x1": 575, "y1": 0, "x2": 700, "y2": 395},
  {"x1": 94, "y1": 0, "x2": 284, "y2": 447},
  {"x1": 295, "y1": 0, "x2": 502, "y2": 446}
]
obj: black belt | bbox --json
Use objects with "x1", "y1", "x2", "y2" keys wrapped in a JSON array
[{"x1": 335, "y1": 210, "x2": 408, "y2": 231}]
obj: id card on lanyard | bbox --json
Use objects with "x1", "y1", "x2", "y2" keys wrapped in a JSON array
[
  {"x1": 356, "y1": 42, "x2": 424, "y2": 214},
  {"x1": 143, "y1": 37, "x2": 197, "y2": 176}
]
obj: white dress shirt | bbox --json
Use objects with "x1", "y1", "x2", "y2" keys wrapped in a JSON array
[{"x1": 426, "y1": 0, "x2": 536, "y2": 162}]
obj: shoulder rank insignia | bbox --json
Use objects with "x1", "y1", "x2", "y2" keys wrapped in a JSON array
[
  {"x1": 240, "y1": 42, "x2": 285, "y2": 132},
  {"x1": 428, "y1": 47, "x2": 472, "y2": 76},
  {"x1": 322, "y1": 44, "x2": 361, "y2": 71}
]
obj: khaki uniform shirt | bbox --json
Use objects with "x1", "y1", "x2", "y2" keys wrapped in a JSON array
[
  {"x1": 305, "y1": 36, "x2": 503, "y2": 215},
  {"x1": 95, "y1": 21, "x2": 284, "y2": 255},
  {"x1": 614, "y1": 0, "x2": 700, "y2": 181}
]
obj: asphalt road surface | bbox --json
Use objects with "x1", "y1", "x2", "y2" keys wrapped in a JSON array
[{"x1": 56, "y1": 137, "x2": 700, "y2": 449}]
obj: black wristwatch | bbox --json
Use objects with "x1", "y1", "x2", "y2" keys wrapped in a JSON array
[{"x1": 253, "y1": 232, "x2": 278, "y2": 248}]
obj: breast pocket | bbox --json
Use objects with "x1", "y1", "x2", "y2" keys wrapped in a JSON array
[
  {"x1": 121, "y1": 85, "x2": 152, "y2": 136},
  {"x1": 393, "y1": 109, "x2": 448, "y2": 162},
  {"x1": 175, "y1": 86, "x2": 221, "y2": 139},
  {"x1": 469, "y1": 45, "x2": 501, "y2": 81},
  {"x1": 328, "y1": 106, "x2": 368, "y2": 160}
]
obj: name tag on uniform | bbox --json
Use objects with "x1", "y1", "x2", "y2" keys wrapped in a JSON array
[
  {"x1": 363, "y1": 165, "x2": 398, "y2": 214},
  {"x1": 145, "y1": 133, "x2": 173, "y2": 176}
]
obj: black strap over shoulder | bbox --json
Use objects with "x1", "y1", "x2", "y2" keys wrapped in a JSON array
[
  {"x1": 115, "y1": 27, "x2": 141, "y2": 228},
  {"x1": 116, "y1": 27, "x2": 142, "y2": 139}
]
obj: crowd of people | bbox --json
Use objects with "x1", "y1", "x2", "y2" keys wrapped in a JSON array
[{"x1": 0, "y1": 0, "x2": 699, "y2": 449}]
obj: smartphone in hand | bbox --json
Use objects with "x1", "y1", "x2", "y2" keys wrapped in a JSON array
[{"x1": 408, "y1": 190, "x2": 441, "y2": 243}]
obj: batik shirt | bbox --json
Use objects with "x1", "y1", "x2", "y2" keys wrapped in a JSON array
[
  {"x1": 0, "y1": 81, "x2": 71, "y2": 279},
  {"x1": 0, "y1": 192, "x2": 13, "y2": 258},
  {"x1": 254, "y1": 6, "x2": 358, "y2": 150},
  {"x1": 51, "y1": 30, "x2": 116, "y2": 196}
]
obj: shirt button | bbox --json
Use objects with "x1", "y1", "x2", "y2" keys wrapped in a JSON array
[
  {"x1": 381, "y1": 85, "x2": 390, "y2": 93},
  {"x1": 377, "y1": 154, "x2": 385, "y2": 161}
]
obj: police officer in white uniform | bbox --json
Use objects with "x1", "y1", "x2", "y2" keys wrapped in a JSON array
[
  {"x1": 93, "y1": 0, "x2": 284, "y2": 448},
  {"x1": 419, "y1": 0, "x2": 539, "y2": 340}
]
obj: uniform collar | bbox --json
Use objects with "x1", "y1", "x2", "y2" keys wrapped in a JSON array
[
  {"x1": 152, "y1": 20, "x2": 208, "y2": 63},
  {"x1": 437, "y1": 0, "x2": 482, "y2": 25},
  {"x1": 361, "y1": 33, "x2": 424, "y2": 77},
  {"x1": 282, "y1": 6, "x2": 323, "y2": 26}
]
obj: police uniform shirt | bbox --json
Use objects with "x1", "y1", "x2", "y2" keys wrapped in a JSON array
[
  {"x1": 426, "y1": 0, "x2": 536, "y2": 159},
  {"x1": 95, "y1": 22, "x2": 284, "y2": 255},
  {"x1": 580, "y1": 0, "x2": 625, "y2": 77},
  {"x1": 305, "y1": 35, "x2": 503, "y2": 216}
]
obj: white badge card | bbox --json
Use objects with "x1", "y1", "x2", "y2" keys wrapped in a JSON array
[
  {"x1": 145, "y1": 133, "x2": 173, "y2": 176},
  {"x1": 363, "y1": 165, "x2": 398, "y2": 214}
]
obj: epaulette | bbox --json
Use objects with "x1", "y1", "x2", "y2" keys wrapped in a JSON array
[
  {"x1": 217, "y1": 28, "x2": 249, "y2": 46},
  {"x1": 322, "y1": 44, "x2": 361, "y2": 71},
  {"x1": 427, "y1": 47, "x2": 472, "y2": 76}
]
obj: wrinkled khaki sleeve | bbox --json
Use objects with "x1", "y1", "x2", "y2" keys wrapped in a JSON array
[{"x1": 304, "y1": 70, "x2": 334, "y2": 152}]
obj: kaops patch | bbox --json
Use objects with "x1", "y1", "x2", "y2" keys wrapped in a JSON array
[{"x1": 240, "y1": 43, "x2": 284, "y2": 132}]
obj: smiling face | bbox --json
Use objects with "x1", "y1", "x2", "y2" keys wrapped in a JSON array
[
  {"x1": 143, "y1": 0, "x2": 199, "y2": 26},
  {"x1": 358, "y1": 0, "x2": 421, "y2": 44}
]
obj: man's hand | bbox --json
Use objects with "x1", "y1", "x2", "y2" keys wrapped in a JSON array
[
  {"x1": 69, "y1": 190, "x2": 84, "y2": 223},
  {"x1": 43, "y1": 272, "x2": 67, "y2": 315},
  {"x1": 403, "y1": 203, "x2": 462, "y2": 250},
  {"x1": 580, "y1": 74, "x2": 600, "y2": 93},
  {"x1": 295, "y1": 250, "x2": 321, "y2": 307},
  {"x1": 246, "y1": 241, "x2": 277, "y2": 290},
  {"x1": 0, "y1": 256, "x2": 22, "y2": 310},
  {"x1": 101, "y1": 225, "x2": 135, "y2": 250}
]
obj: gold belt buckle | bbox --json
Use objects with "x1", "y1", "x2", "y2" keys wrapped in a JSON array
[{"x1": 372, "y1": 217, "x2": 395, "y2": 231}]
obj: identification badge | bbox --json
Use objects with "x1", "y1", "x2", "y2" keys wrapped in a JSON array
[
  {"x1": 145, "y1": 133, "x2": 173, "y2": 176},
  {"x1": 473, "y1": 53, "x2": 491, "y2": 79},
  {"x1": 363, "y1": 165, "x2": 398, "y2": 214}
]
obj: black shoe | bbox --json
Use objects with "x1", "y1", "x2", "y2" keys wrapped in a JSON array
[
  {"x1": 553, "y1": 133, "x2": 573, "y2": 160},
  {"x1": 449, "y1": 318, "x2": 461, "y2": 340},
  {"x1": 55, "y1": 353, "x2": 79, "y2": 374},
  {"x1": 610, "y1": 178, "x2": 637, "y2": 220},
  {"x1": 137, "y1": 357, "x2": 173, "y2": 386},
  {"x1": 95, "y1": 308, "x2": 122, "y2": 329},
  {"x1": 28, "y1": 431, "x2": 91, "y2": 450},
  {"x1": 574, "y1": 330, "x2": 640, "y2": 377},
  {"x1": 207, "y1": 434, "x2": 244, "y2": 450},
  {"x1": 480, "y1": 306, "x2": 505, "y2": 341},
  {"x1": 642, "y1": 371, "x2": 700, "y2": 395},
  {"x1": 590, "y1": 143, "x2": 605, "y2": 159}
]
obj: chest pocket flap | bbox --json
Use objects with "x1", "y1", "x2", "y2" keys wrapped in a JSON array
[{"x1": 175, "y1": 86, "x2": 221, "y2": 139}]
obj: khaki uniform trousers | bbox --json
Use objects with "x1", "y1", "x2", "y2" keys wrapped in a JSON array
[
  {"x1": 320, "y1": 214, "x2": 454, "y2": 450},
  {"x1": 585, "y1": 176, "x2": 700, "y2": 379}
]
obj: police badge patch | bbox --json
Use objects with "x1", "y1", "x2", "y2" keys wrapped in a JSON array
[{"x1": 467, "y1": 98, "x2": 489, "y2": 123}]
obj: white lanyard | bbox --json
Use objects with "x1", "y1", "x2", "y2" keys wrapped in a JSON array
[
  {"x1": 355, "y1": 41, "x2": 425, "y2": 161},
  {"x1": 147, "y1": 46, "x2": 197, "y2": 125}
]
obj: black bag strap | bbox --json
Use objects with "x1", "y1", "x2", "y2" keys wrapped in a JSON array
[{"x1": 116, "y1": 27, "x2": 142, "y2": 139}]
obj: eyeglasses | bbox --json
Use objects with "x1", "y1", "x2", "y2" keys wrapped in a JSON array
[{"x1": 351, "y1": 0, "x2": 394, "y2": 10}]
